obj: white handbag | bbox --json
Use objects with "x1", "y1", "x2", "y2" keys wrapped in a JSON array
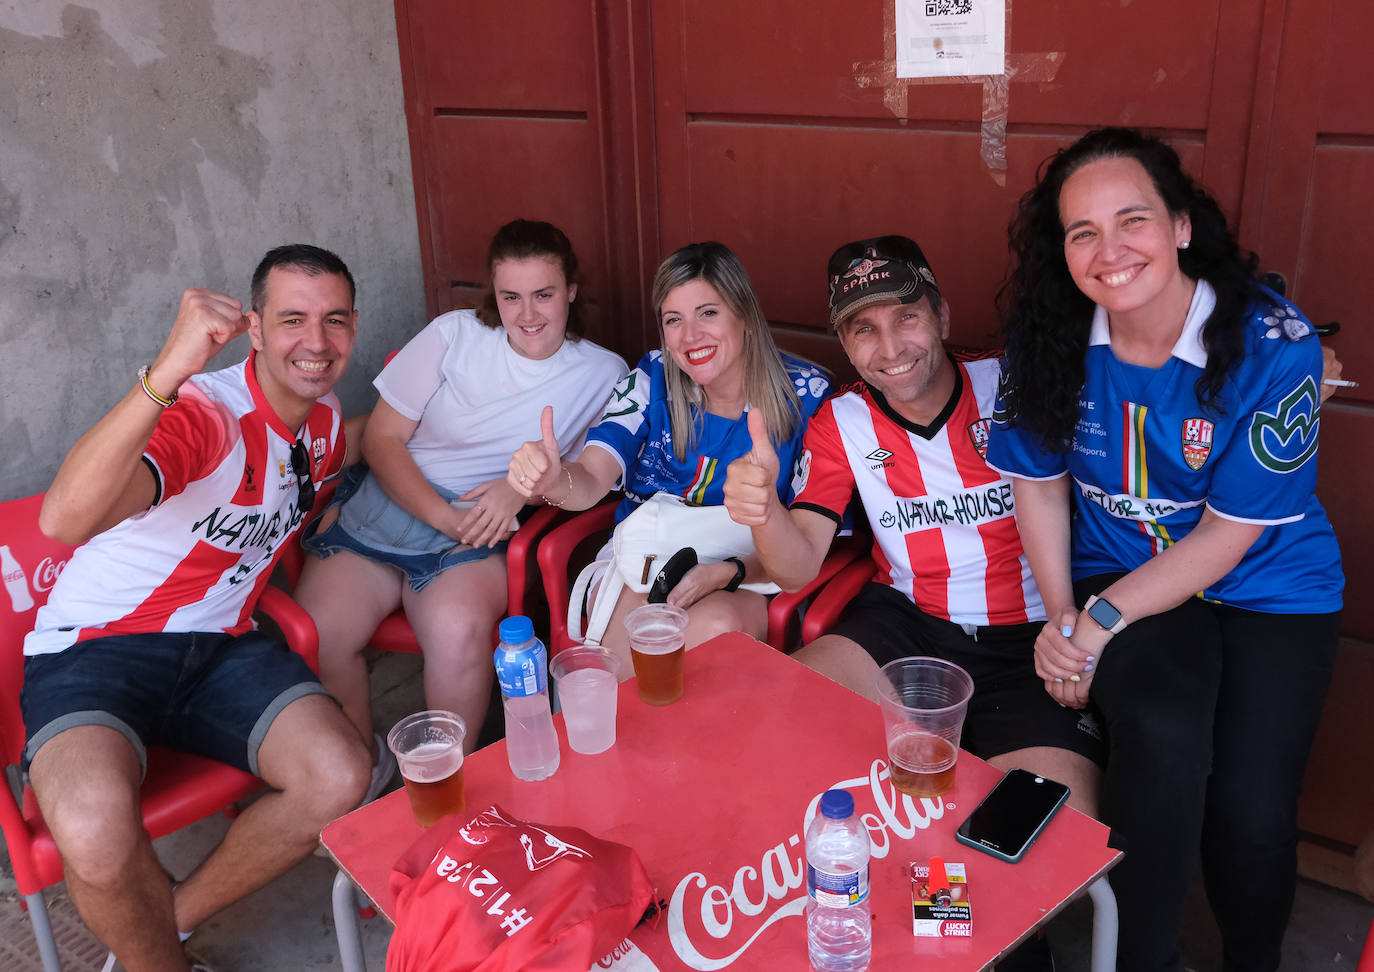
[{"x1": 568, "y1": 492, "x2": 779, "y2": 645}]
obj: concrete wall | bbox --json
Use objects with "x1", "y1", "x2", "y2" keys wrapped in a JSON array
[{"x1": 0, "y1": 0, "x2": 426, "y2": 500}]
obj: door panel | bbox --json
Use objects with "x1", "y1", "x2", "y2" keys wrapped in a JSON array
[
  {"x1": 425, "y1": 117, "x2": 606, "y2": 294},
  {"x1": 406, "y1": 0, "x2": 592, "y2": 110}
]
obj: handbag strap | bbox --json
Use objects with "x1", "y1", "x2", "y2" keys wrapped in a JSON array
[{"x1": 568, "y1": 558, "x2": 625, "y2": 646}]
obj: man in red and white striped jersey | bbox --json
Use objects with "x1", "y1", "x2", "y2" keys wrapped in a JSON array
[
  {"x1": 21, "y1": 245, "x2": 371, "y2": 970},
  {"x1": 724, "y1": 235, "x2": 1103, "y2": 817}
]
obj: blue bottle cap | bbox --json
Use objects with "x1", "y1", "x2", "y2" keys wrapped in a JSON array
[
  {"x1": 498, "y1": 616, "x2": 534, "y2": 644},
  {"x1": 820, "y1": 789, "x2": 855, "y2": 819}
]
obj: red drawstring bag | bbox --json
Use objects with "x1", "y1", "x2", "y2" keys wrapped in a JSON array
[{"x1": 386, "y1": 804, "x2": 655, "y2": 971}]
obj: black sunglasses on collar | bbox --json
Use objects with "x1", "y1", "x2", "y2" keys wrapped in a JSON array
[{"x1": 289, "y1": 440, "x2": 316, "y2": 513}]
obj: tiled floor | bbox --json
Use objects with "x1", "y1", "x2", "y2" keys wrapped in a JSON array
[{"x1": 3, "y1": 650, "x2": 1370, "y2": 971}]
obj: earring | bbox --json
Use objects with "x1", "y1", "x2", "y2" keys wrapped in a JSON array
[{"x1": 1179, "y1": 240, "x2": 1191, "y2": 250}]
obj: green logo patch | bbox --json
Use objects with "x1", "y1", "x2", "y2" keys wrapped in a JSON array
[{"x1": 1248, "y1": 376, "x2": 1320, "y2": 473}]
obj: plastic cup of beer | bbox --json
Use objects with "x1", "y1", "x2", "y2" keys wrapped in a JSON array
[
  {"x1": 874, "y1": 657, "x2": 974, "y2": 798},
  {"x1": 624, "y1": 603, "x2": 689, "y2": 705},
  {"x1": 386, "y1": 710, "x2": 467, "y2": 827},
  {"x1": 549, "y1": 646, "x2": 621, "y2": 754}
]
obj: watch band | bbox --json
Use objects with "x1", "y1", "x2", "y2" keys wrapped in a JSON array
[
  {"x1": 1083, "y1": 594, "x2": 1127, "y2": 635},
  {"x1": 722, "y1": 557, "x2": 747, "y2": 593}
]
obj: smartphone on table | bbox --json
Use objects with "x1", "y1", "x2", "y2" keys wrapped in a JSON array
[{"x1": 954, "y1": 769, "x2": 1070, "y2": 863}]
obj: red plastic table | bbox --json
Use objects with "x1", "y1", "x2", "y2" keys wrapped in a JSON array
[{"x1": 322, "y1": 632, "x2": 1120, "y2": 971}]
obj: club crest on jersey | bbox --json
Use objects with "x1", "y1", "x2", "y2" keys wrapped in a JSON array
[
  {"x1": 966, "y1": 419, "x2": 991, "y2": 459},
  {"x1": 311, "y1": 435, "x2": 327, "y2": 469},
  {"x1": 865, "y1": 447, "x2": 894, "y2": 470},
  {"x1": 1181, "y1": 417, "x2": 1214, "y2": 470}
]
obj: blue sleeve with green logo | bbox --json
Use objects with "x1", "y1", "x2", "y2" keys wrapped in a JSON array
[{"x1": 1206, "y1": 308, "x2": 1323, "y2": 525}]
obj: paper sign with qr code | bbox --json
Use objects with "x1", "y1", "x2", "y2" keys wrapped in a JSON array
[{"x1": 895, "y1": 0, "x2": 1006, "y2": 78}]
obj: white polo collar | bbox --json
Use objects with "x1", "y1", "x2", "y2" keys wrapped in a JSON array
[{"x1": 1088, "y1": 278, "x2": 1215, "y2": 369}]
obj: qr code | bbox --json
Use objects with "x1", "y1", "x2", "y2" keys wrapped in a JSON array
[{"x1": 926, "y1": 0, "x2": 973, "y2": 13}]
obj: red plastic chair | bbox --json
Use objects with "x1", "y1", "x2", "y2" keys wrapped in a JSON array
[
  {"x1": 536, "y1": 500, "x2": 620, "y2": 656},
  {"x1": 800, "y1": 554, "x2": 878, "y2": 644},
  {"x1": 1358, "y1": 915, "x2": 1374, "y2": 972},
  {"x1": 0, "y1": 492, "x2": 320, "y2": 972},
  {"x1": 536, "y1": 500, "x2": 867, "y2": 655}
]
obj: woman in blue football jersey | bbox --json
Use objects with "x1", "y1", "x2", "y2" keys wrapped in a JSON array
[
  {"x1": 509, "y1": 241, "x2": 829, "y2": 667},
  {"x1": 987, "y1": 128, "x2": 1343, "y2": 972}
]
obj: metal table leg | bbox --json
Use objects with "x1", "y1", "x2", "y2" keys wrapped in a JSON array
[
  {"x1": 333, "y1": 869, "x2": 367, "y2": 972},
  {"x1": 24, "y1": 890, "x2": 63, "y2": 972},
  {"x1": 1086, "y1": 875, "x2": 1119, "y2": 972}
]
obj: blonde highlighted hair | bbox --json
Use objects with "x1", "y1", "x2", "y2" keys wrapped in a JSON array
[{"x1": 651, "y1": 242, "x2": 801, "y2": 463}]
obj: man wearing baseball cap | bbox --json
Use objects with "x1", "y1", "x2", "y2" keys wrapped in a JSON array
[{"x1": 724, "y1": 233, "x2": 1104, "y2": 833}]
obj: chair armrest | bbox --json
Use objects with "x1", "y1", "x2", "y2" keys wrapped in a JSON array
[
  {"x1": 800, "y1": 554, "x2": 877, "y2": 645},
  {"x1": 766, "y1": 537, "x2": 867, "y2": 651},
  {"x1": 506, "y1": 505, "x2": 564, "y2": 618},
  {"x1": 537, "y1": 501, "x2": 618, "y2": 654},
  {"x1": 257, "y1": 585, "x2": 320, "y2": 674}
]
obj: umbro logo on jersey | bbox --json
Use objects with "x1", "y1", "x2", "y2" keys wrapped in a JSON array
[
  {"x1": 865, "y1": 447, "x2": 895, "y2": 470},
  {"x1": 243, "y1": 463, "x2": 257, "y2": 493}
]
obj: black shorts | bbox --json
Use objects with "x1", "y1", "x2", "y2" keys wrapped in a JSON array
[{"x1": 828, "y1": 583, "x2": 1106, "y2": 766}]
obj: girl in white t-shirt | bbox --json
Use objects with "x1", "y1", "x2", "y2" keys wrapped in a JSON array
[{"x1": 295, "y1": 220, "x2": 626, "y2": 792}]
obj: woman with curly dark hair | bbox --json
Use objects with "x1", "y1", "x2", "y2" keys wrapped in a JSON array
[{"x1": 986, "y1": 128, "x2": 1343, "y2": 971}]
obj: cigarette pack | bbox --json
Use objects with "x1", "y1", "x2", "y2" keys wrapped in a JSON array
[{"x1": 910, "y1": 859, "x2": 972, "y2": 937}]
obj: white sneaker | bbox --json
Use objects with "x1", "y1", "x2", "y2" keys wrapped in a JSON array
[{"x1": 363, "y1": 733, "x2": 397, "y2": 805}]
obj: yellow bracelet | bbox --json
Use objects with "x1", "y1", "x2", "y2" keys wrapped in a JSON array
[
  {"x1": 544, "y1": 466, "x2": 574, "y2": 508},
  {"x1": 137, "y1": 365, "x2": 178, "y2": 408}
]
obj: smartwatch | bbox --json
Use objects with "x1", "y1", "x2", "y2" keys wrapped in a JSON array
[
  {"x1": 1083, "y1": 594, "x2": 1127, "y2": 635},
  {"x1": 722, "y1": 557, "x2": 747, "y2": 593}
]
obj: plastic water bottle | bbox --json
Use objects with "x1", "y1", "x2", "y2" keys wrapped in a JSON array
[
  {"x1": 806, "y1": 789, "x2": 871, "y2": 971},
  {"x1": 493, "y1": 616, "x2": 560, "y2": 781}
]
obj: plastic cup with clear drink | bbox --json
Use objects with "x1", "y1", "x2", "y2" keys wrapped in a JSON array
[
  {"x1": 873, "y1": 657, "x2": 974, "y2": 798},
  {"x1": 623, "y1": 603, "x2": 689, "y2": 705},
  {"x1": 549, "y1": 646, "x2": 621, "y2": 754},
  {"x1": 387, "y1": 710, "x2": 467, "y2": 827}
]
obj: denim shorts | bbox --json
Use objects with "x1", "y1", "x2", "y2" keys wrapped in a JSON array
[
  {"x1": 21, "y1": 631, "x2": 329, "y2": 777},
  {"x1": 302, "y1": 464, "x2": 506, "y2": 592}
]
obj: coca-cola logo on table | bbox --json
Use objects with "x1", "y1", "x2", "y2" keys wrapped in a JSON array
[{"x1": 666, "y1": 759, "x2": 945, "y2": 969}]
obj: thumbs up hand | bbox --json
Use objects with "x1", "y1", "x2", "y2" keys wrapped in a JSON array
[
  {"x1": 509, "y1": 405, "x2": 564, "y2": 499},
  {"x1": 724, "y1": 409, "x2": 782, "y2": 527}
]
